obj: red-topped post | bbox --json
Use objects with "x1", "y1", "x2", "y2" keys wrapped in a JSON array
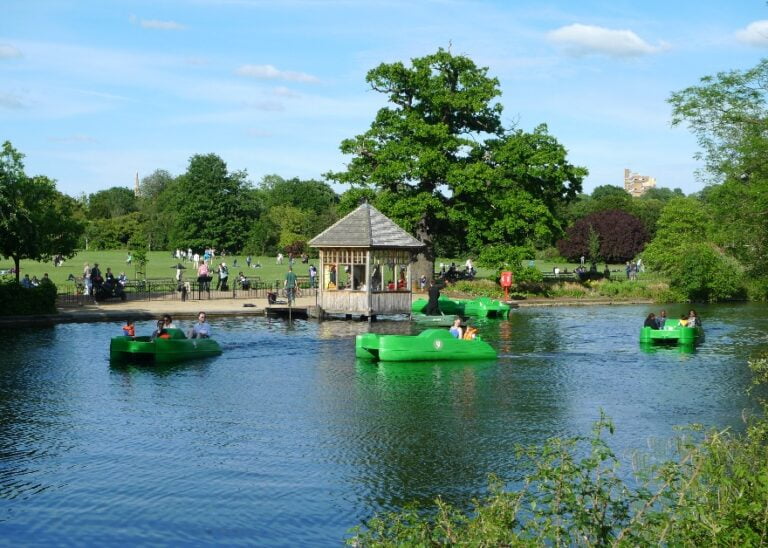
[{"x1": 500, "y1": 271, "x2": 513, "y2": 301}]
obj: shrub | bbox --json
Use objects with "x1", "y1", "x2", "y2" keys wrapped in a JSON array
[
  {"x1": 450, "y1": 279, "x2": 503, "y2": 299},
  {"x1": 665, "y1": 243, "x2": 746, "y2": 302},
  {"x1": 348, "y1": 371, "x2": 768, "y2": 547},
  {"x1": 0, "y1": 280, "x2": 58, "y2": 316},
  {"x1": 534, "y1": 246, "x2": 562, "y2": 261}
]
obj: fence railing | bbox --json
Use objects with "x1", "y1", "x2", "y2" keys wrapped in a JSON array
[{"x1": 56, "y1": 277, "x2": 318, "y2": 307}]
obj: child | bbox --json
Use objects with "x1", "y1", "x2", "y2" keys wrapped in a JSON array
[
  {"x1": 122, "y1": 319, "x2": 135, "y2": 337},
  {"x1": 678, "y1": 314, "x2": 689, "y2": 327}
]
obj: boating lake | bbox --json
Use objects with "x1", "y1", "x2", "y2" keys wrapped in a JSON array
[{"x1": 1, "y1": 303, "x2": 767, "y2": 545}]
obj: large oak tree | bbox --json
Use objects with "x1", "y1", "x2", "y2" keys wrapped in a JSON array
[{"x1": 327, "y1": 48, "x2": 585, "y2": 277}]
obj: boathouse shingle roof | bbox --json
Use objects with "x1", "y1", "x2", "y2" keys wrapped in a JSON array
[{"x1": 309, "y1": 203, "x2": 424, "y2": 248}]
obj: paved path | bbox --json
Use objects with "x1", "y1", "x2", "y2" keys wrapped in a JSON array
[
  {"x1": 1, "y1": 295, "x2": 321, "y2": 326},
  {"x1": 0, "y1": 294, "x2": 651, "y2": 327}
]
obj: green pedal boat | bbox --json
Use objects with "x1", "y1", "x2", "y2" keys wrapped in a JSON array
[
  {"x1": 110, "y1": 328, "x2": 222, "y2": 363},
  {"x1": 356, "y1": 328, "x2": 497, "y2": 362},
  {"x1": 639, "y1": 324, "x2": 704, "y2": 347},
  {"x1": 411, "y1": 314, "x2": 456, "y2": 326},
  {"x1": 411, "y1": 296, "x2": 511, "y2": 318}
]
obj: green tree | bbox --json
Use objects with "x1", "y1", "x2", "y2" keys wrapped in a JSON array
[
  {"x1": 256, "y1": 175, "x2": 338, "y2": 238},
  {"x1": 139, "y1": 169, "x2": 174, "y2": 201},
  {"x1": 456, "y1": 125, "x2": 586, "y2": 265},
  {"x1": 86, "y1": 187, "x2": 137, "y2": 219},
  {"x1": 0, "y1": 141, "x2": 84, "y2": 281},
  {"x1": 326, "y1": 48, "x2": 503, "y2": 277},
  {"x1": 590, "y1": 184, "x2": 629, "y2": 202},
  {"x1": 642, "y1": 197, "x2": 743, "y2": 300},
  {"x1": 168, "y1": 154, "x2": 259, "y2": 252},
  {"x1": 643, "y1": 197, "x2": 711, "y2": 270},
  {"x1": 327, "y1": 48, "x2": 584, "y2": 276},
  {"x1": 704, "y1": 180, "x2": 768, "y2": 276},
  {"x1": 669, "y1": 59, "x2": 768, "y2": 182},
  {"x1": 84, "y1": 212, "x2": 142, "y2": 250},
  {"x1": 137, "y1": 169, "x2": 177, "y2": 250},
  {"x1": 669, "y1": 58, "x2": 768, "y2": 280}
]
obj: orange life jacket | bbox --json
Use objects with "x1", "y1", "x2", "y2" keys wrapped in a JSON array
[{"x1": 463, "y1": 327, "x2": 478, "y2": 340}]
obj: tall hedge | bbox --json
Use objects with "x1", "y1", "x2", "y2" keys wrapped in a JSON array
[
  {"x1": 0, "y1": 281, "x2": 58, "y2": 316},
  {"x1": 557, "y1": 209, "x2": 648, "y2": 263}
]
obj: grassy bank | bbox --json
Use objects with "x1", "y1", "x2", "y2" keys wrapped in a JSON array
[{"x1": 1, "y1": 252, "x2": 669, "y2": 301}]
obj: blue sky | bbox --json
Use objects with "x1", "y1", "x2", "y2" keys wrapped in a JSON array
[{"x1": 2, "y1": 0, "x2": 768, "y2": 198}]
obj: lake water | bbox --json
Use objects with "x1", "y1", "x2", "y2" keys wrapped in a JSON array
[{"x1": 1, "y1": 303, "x2": 766, "y2": 545}]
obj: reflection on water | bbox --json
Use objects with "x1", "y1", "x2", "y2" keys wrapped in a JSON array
[{"x1": 0, "y1": 303, "x2": 766, "y2": 545}]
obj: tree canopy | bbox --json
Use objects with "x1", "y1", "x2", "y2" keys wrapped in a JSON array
[
  {"x1": 0, "y1": 141, "x2": 84, "y2": 280},
  {"x1": 557, "y1": 209, "x2": 648, "y2": 264},
  {"x1": 86, "y1": 187, "x2": 138, "y2": 220},
  {"x1": 167, "y1": 154, "x2": 259, "y2": 252},
  {"x1": 327, "y1": 48, "x2": 585, "y2": 275}
]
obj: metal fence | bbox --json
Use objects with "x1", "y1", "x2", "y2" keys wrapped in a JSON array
[{"x1": 56, "y1": 277, "x2": 317, "y2": 307}]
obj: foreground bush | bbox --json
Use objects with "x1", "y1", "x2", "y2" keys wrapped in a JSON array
[
  {"x1": 348, "y1": 356, "x2": 768, "y2": 546},
  {"x1": 0, "y1": 280, "x2": 57, "y2": 316}
]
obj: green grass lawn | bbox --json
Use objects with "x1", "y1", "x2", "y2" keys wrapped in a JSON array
[
  {"x1": 0, "y1": 252, "x2": 660, "y2": 288},
  {"x1": 0, "y1": 251, "x2": 316, "y2": 287}
]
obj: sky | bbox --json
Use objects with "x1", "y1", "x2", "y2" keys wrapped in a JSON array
[{"x1": 2, "y1": 0, "x2": 768, "y2": 198}]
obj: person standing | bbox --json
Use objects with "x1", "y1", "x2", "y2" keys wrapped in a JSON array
[
  {"x1": 83, "y1": 262, "x2": 92, "y2": 296},
  {"x1": 309, "y1": 264, "x2": 317, "y2": 288},
  {"x1": 219, "y1": 262, "x2": 229, "y2": 291},
  {"x1": 197, "y1": 260, "x2": 210, "y2": 293},
  {"x1": 424, "y1": 279, "x2": 441, "y2": 315},
  {"x1": 284, "y1": 266, "x2": 298, "y2": 305}
]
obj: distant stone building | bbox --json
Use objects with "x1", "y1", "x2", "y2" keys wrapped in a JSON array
[{"x1": 624, "y1": 168, "x2": 656, "y2": 197}]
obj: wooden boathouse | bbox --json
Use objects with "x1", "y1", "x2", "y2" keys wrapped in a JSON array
[{"x1": 308, "y1": 203, "x2": 424, "y2": 319}]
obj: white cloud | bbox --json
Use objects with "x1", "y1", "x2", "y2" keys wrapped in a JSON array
[
  {"x1": 273, "y1": 86, "x2": 300, "y2": 98},
  {"x1": 235, "y1": 64, "x2": 319, "y2": 83},
  {"x1": 0, "y1": 44, "x2": 22, "y2": 59},
  {"x1": 547, "y1": 23, "x2": 668, "y2": 57},
  {"x1": 0, "y1": 92, "x2": 25, "y2": 109},
  {"x1": 129, "y1": 15, "x2": 186, "y2": 30},
  {"x1": 736, "y1": 20, "x2": 768, "y2": 47}
]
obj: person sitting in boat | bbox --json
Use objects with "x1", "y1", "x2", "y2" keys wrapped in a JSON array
[
  {"x1": 152, "y1": 320, "x2": 171, "y2": 340},
  {"x1": 122, "y1": 319, "x2": 135, "y2": 337},
  {"x1": 688, "y1": 309, "x2": 701, "y2": 327},
  {"x1": 644, "y1": 313, "x2": 658, "y2": 329},
  {"x1": 162, "y1": 314, "x2": 176, "y2": 329},
  {"x1": 463, "y1": 326, "x2": 478, "y2": 340},
  {"x1": 656, "y1": 310, "x2": 667, "y2": 329},
  {"x1": 188, "y1": 311, "x2": 211, "y2": 339},
  {"x1": 449, "y1": 317, "x2": 464, "y2": 339},
  {"x1": 678, "y1": 314, "x2": 689, "y2": 327}
]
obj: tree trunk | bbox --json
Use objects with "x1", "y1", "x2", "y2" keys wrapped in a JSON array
[
  {"x1": 13, "y1": 255, "x2": 19, "y2": 283},
  {"x1": 412, "y1": 218, "x2": 435, "y2": 283}
]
